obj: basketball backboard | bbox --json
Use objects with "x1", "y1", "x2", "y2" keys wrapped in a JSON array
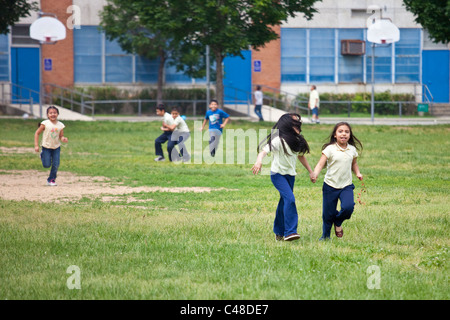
[
  {"x1": 367, "y1": 18, "x2": 400, "y2": 44},
  {"x1": 30, "y1": 16, "x2": 66, "y2": 44}
]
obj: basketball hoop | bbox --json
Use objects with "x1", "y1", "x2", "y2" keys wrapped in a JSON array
[
  {"x1": 367, "y1": 19, "x2": 399, "y2": 44},
  {"x1": 30, "y1": 16, "x2": 66, "y2": 44}
]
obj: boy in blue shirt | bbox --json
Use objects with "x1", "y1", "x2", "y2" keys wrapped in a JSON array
[{"x1": 201, "y1": 100, "x2": 230, "y2": 157}]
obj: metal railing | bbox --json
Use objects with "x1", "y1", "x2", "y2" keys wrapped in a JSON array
[
  {"x1": 43, "y1": 83, "x2": 94, "y2": 116},
  {"x1": 0, "y1": 82, "x2": 38, "y2": 116},
  {"x1": 293, "y1": 100, "x2": 419, "y2": 117}
]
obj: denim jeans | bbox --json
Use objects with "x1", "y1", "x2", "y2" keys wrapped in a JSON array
[
  {"x1": 270, "y1": 173, "x2": 298, "y2": 237},
  {"x1": 155, "y1": 131, "x2": 172, "y2": 158},
  {"x1": 41, "y1": 147, "x2": 60, "y2": 182},
  {"x1": 254, "y1": 104, "x2": 264, "y2": 121},
  {"x1": 168, "y1": 132, "x2": 190, "y2": 161},
  {"x1": 321, "y1": 183, "x2": 355, "y2": 238},
  {"x1": 208, "y1": 129, "x2": 222, "y2": 157}
]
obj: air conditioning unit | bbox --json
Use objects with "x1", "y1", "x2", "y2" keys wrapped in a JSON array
[{"x1": 341, "y1": 40, "x2": 365, "y2": 55}]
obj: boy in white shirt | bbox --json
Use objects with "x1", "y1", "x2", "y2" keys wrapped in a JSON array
[
  {"x1": 154, "y1": 104, "x2": 174, "y2": 161},
  {"x1": 164, "y1": 107, "x2": 190, "y2": 162}
]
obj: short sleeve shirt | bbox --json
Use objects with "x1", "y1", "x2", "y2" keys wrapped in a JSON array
[
  {"x1": 163, "y1": 112, "x2": 174, "y2": 126},
  {"x1": 263, "y1": 137, "x2": 299, "y2": 176},
  {"x1": 322, "y1": 143, "x2": 358, "y2": 189},
  {"x1": 309, "y1": 89, "x2": 319, "y2": 109},
  {"x1": 254, "y1": 90, "x2": 263, "y2": 105},
  {"x1": 205, "y1": 109, "x2": 229, "y2": 132},
  {"x1": 173, "y1": 116, "x2": 190, "y2": 133},
  {"x1": 40, "y1": 120, "x2": 65, "y2": 149}
]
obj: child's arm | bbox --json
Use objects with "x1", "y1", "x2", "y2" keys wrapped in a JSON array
[
  {"x1": 164, "y1": 123, "x2": 177, "y2": 131},
  {"x1": 313, "y1": 154, "x2": 328, "y2": 179},
  {"x1": 59, "y1": 129, "x2": 68, "y2": 143},
  {"x1": 220, "y1": 117, "x2": 230, "y2": 129},
  {"x1": 298, "y1": 155, "x2": 316, "y2": 183},
  {"x1": 352, "y1": 158, "x2": 363, "y2": 181},
  {"x1": 34, "y1": 124, "x2": 45, "y2": 152},
  {"x1": 252, "y1": 150, "x2": 267, "y2": 175},
  {"x1": 200, "y1": 119, "x2": 208, "y2": 131}
]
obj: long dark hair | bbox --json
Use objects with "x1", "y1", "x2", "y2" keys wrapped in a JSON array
[
  {"x1": 258, "y1": 113, "x2": 310, "y2": 155},
  {"x1": 322, "y1": 122, "x2": 363, "y2": 151}
]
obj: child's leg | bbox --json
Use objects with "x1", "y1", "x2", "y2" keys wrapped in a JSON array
[
  {"x1": 335, "y1": 184, "x2": 355, "y2": 227},
  {"x1": 208, "y1": 130, "x2": 221, "y2": 156},
  {"x1": 40, "y1": 147, "x2": 52, "y2": 169},
  {"x1": 271, "y1": 173, "x2": 297, "y2": 237},
  {"x1": 155, "y1": 132, "x2": 170, "y2": 157},
  {"x1": 168, "y1": 132, "x2": 181, "y2": 162},
  {"x1": 179, "y1": 133, "x2": 190, "y2": 160},
  {"x1": 322, "y1": 183, "x2": 339, "y2": 239},
  {"x1": 48, "y1": 147, "x2": 60, "y2": 182}
]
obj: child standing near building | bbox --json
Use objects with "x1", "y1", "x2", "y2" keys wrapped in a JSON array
[
  {"x1": 164, "y1": 107, "x2": 191, "y2": 162},
  {"x1": 252, "y1": 113, "x2": 316, "y2": 241},
  {"x1": 201, "y1": 100, "x2": 229, "y2": 157},
  {"x1": 34, "y1": 106, "x2": 68, "y2": 186},
  {"x1": 154, "y1": 104, "x2": 174, "y2": 161},
  {"x1": 313, "y1": 122, "x2": 363, "y2": 240}
]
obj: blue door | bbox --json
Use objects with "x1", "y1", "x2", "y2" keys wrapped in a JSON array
[
  {"x1": 11, "y1": 47, "x2": 40, "y2": 104},
  {"x1": 422, "y1": 50, "x2": 449, "y2": 103},
  {"x1": 223, "y1": 50, "x2": 252, "y2": 104}
]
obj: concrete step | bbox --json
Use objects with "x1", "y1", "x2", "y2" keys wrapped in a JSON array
[
  {"x1": 6, "y1": 104, "x2": 94, "y2": 121},
  {"x1": 431, "y1": 103, "x2": 450, "y2": 116}
]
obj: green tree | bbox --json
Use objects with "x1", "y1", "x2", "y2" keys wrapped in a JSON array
[
  {"x1": 0, "y1": 0, "x2": 39, "y2": 35},
  {"x1": 403, "y1": 0, "x2": 450, "y2": 43},
  {"x1": 175, "y1": 0, "x2": 319, "y2": 106},
  {"x1": 100, "y1": 0, "x2": 207, "y2": 104}
]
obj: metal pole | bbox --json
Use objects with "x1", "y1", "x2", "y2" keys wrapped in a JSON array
[
  {"x1": 206, "y1": 45, "x2": 210, "y2": 107},
  {"x1": 371, "y1": 43, "x2": 375, "y2": 123},
  {"x1": 39, "y1": 42, "x2": 43, "y2": 119}
]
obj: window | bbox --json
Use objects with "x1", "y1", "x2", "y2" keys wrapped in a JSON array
[
  {"x1": 0, "y1": 34, "x2": 9, "y2": 81},
  {"x1": 281, "y1": 28, "x2": 307, "y2": 82},
  {"x1": 395, "y1": 29, "x2": 420, "y2": 83},
  {"x1": 310, "y1": 29, "x2": 335, "y2": 82},
  {"x1": 281, "y1": 27, "x2": 421, "y2": 84},
  {"x1": 74, "y1": 26, "x2": 102, "y2": 83},
  {"x1": 105, "y1": 39, "x2": 133, "y2": 83},
  {"x1": 339, "y1": 29, "x2": 364, "y2": 82}
]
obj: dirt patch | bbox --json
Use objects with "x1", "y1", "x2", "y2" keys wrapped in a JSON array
[
  {"x1": 0, "y1": 147, "x2": 34, "y2": 154},
  {"x1": 0, "y1": 170, "x2": 232, "y2": 203}
]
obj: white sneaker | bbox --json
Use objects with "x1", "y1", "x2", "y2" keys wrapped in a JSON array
[
  {"x1": 154, "y1": 156, "x2": 165, "y2": 162},
  {"x1": 47, "y1": 179, "x2": 57, "y2": 186}
]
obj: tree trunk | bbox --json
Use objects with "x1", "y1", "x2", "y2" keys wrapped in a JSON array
[
  {"x1": 214, "y1": 50, "x2": 224, "y2": 107},
  {"x1": 157, "y1": 48, "x2": 166, "y2": 105}
]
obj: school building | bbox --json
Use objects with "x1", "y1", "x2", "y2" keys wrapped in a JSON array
[{"x1": 1, "y1": 0, "x2": 449, "y2": 111}]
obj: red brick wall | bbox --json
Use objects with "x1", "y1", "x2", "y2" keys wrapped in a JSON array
[
  {"x1": 40, "y1": 0, "x2": 74, "y2": 88},
  {"x1": 252, "y1": 26, "x2": 281, "y2": 91}
]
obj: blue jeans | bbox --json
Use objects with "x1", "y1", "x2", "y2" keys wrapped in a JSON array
[
  {"x1": 321, "y1": 183, "x2": 355, "y2": 238},
  {"x1": 41, "y1": 147, "x2": 60, "y2": 182},
  {"x1": 155, "y1": 131, "x2": 172, "y2": 158},
  {"x1": 254, "y1": 105, "x2": 264, "y2": 121},
  {"x1": 271, "y1": 173, "x2": 298, "y2": 237},
  {"x1": 208, "y1": 129, "x2": 222, "y2": 157},
  {"x1": 168, "y1": 132, "x2": 190, "y2": 161}
]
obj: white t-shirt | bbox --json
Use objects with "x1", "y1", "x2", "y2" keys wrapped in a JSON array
[
  {"x1": 322, "y1": 143, "x2": 358, "y2": 189},
  {"x1": 173, "y1": 116, "x2": 190, "y2": 133},
  {"x1": 254, "y1": 90, "x2": 263, "y2": 105},
  {"x1": 263, "y1": 136, "x2": 299, "y2": 176},
  {"x1": 163, "y1": 112, "x2": 174, "y2": 126},
  {"x1": 309, "y1": 89, "x2": 320, "y2": 109},
  {"x1": 40, "y1": 120, "x2": 65, "y2": 149}
]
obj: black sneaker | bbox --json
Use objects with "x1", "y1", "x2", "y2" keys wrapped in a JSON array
[
  {"x1": 154, "y1": 156, "x2": 165, "y2": 162},
  {"x1": 275, "y1": 235, "x2": 283, "y2": 241}
]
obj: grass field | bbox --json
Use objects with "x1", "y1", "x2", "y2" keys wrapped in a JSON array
[{"x1": 0, "y1": 118, "x2": 448, "y2": 300}]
